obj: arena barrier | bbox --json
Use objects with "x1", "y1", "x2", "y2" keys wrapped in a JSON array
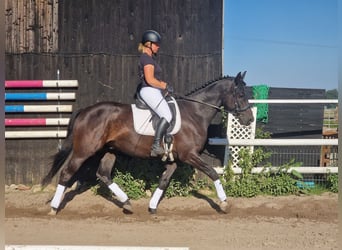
[
  {"x1": 209, "y1": 99, "x2": 339, "y2": 174},
  {"x1": 5, "y1": 79, "x2": 78, "y2": 139}
]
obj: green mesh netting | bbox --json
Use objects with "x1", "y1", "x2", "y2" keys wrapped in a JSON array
[{"x1": 252, "y1": 85, "x2": 269, "y2": 123}]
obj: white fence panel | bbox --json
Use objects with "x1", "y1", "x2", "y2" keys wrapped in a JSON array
[{"x1": 209, "y1": 99, "x2": 338, "y2": 174}]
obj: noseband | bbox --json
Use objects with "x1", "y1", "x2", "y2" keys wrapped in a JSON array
[{"x1": 232, "y1": 103, "x2": 252, "y2": 115}]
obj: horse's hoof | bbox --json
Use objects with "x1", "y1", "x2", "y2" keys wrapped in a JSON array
[
  {"x1": 48, "y1": 208, "x2": 57, "y2": 216},
  {"x1": 148, "y1": 207, "x2": 157, "y2": 214},
  {"x1": 220, "y1": 200, "x2": 229, "y2": 213},
  {"x1": 122, "y1": 200, "x2": 133, "y2": 214}
]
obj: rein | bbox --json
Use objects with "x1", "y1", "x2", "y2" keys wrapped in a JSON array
[
  {"x1": 174, "y1": 94, "x2": 222, "y2": 111},
  {"x1": 173, "y1": 92, "x2": 251, "y2": 115}
]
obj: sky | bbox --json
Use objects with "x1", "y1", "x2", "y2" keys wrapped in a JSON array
[{"x1": 223, "y1": 0, "x2": 339, "y2": 90}]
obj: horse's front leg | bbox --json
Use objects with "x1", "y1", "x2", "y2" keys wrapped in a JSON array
[
  {"x1": 148, "y1": 162, "x2": 177, "y2": 214},
  {"x1": 96, "y1": 152, "x2": 132, "y2": 213},
  {"x1": 184, "y1": 152, "x2": 228, "y2": 213}
]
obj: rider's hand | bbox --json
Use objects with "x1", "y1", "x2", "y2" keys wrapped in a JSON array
[{"x1": 166, "y1": 84, "x2": 174, "y2": 94}]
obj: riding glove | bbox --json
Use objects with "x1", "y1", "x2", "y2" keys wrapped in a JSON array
[{"x1": 166, "y1": 85, "x2": 174, "y2": 94}]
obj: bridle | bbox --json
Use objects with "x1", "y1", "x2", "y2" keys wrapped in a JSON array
[
  {"x1": 174, "y1": 83, "x2": 251, "y2": 116},
  {"x1": 230, "y1": 85, "x2": 252, "y2": 115}
]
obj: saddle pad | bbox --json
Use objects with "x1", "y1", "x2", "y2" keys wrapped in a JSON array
[{"x1": 131, "y1": 98, "x2": 181, "y2": 136}]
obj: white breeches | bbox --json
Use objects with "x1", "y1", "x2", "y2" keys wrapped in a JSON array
[{"x1": 140, "y1": 86, "x2": 172, "y2": 123}]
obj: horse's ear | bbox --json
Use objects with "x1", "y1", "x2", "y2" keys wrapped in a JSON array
[
  {"x1": 241, "y1": 71, "x2": 247, "y2": 79},
  {"x1": 235, "y1": 71, "x2": 247, "y2": 84},
  {"x1": 235, "y1": 72, "x2": 242, "y2": 85},
  {"x1": 236, "y1": 72, "x2": 242, "y2": 81}
]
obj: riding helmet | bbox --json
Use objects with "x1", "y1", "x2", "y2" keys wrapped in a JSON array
[{"x1": 141, "y1": 30, "x2": 161, "y2": 44}]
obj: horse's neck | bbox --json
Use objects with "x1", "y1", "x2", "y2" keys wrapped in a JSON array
[
  {"x1": 184, "y1": 92, "x2": 221, "y2": 126},
  {"x1": 179, "y1": 101, "x2": 218, "y2": 131},
  {"x1": 181, "y1": 79, "x2": 234, "y2": 127},
  {"x1": 191, "y1": 83, "x2": 223, "y2": 108}
]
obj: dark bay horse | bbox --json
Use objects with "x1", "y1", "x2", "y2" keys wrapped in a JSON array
[{"x1": 42, "y1": 71, "x2": 254, "y2": 215}]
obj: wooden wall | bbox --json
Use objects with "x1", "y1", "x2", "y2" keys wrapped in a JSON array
[
  {"x1": 5, "y1": 0, "x2": 223, "y2": 106},
  {"x1": 5, "y1": 0, "x2": 224, "y2": 185},
  {"x1": 5, "y1": 0, "x2": 59, "y2": 53}
]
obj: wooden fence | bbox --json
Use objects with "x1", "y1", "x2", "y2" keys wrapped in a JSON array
[{"x1": 5, "y1": 0, "x2": 224, "y2": 185}]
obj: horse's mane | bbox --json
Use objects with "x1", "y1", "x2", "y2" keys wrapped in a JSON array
[{"x1": 185, "y1": 75, "x2": 233, "y2": 96}]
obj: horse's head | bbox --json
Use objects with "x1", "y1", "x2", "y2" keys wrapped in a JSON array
[{"x1": 223, "y1": 71, "x2": 254, "y2": 126}]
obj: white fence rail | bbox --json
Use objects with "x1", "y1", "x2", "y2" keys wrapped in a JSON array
[
  {"x1": 209, "y1": 99, "x2": 338, "y2": 174},
  {"x1": 209, "y1": 138, "x2": 338, "y2": 146},
  {"x1": 249, "y1": 99, "x2": 338, "y2": 104}
]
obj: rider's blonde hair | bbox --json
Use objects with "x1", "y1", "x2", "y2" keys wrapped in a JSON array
[{"x1": 138, "y1": 42, "x2": 151, "y2": 53}]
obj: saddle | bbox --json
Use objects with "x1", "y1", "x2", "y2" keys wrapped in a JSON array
[{"x1": 131, "y1": 92, "x2": 181, "y2": 136}]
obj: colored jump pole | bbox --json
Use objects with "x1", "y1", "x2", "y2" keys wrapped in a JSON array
[
  {"x1": 5, "y1": 92, "x2": 76, "y2": 100},
  {"x1": 5, "y1": 77, "x2": 78, "y2": 139},
  {"x1": 5, "y1": 118, "x2": 70, "y2": 126},
  {"x1": 5, "y1": 80, "x2": 78, "y2": 88},
  {"x1": 5, "y1": 105, "x2": 73, "y2": 113}
]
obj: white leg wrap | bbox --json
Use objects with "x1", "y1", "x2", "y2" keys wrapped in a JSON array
[
  {"x1": 108, "y1": 183, "x2": 128, "y2": 203},
  {"x1": 214, "y1": 179, "x2": 227, "y2": 202},
  {"x1": 149, "y1": 188, "x2": 164, "y2": 209},
  {"x1": 50, "y1": 184, "x2": 66, "y2": 209}
]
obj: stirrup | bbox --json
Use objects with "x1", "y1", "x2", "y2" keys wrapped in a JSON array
[{"x1": 161, "y1": 138, "x2": 174, "y2": 162}]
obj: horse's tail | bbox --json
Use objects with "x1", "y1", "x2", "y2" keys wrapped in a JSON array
[{"x1": 41, "y1": 109, "x2": 83, "y2": 187}]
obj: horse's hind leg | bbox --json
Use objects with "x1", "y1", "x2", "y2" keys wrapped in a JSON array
[
  {"x1": 148, "y1": 162, "x2": 177, "y2": 214},
  {"x1": 49, "y1": 154, "x2": 87, "y2": 215},
  {"x1": 96, "y1": 152, "x2": 132, "y2": 213}
]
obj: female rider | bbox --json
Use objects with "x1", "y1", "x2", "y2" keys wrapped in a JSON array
[{"x1": 137, "y1": 30, "x2": 173, "y2": 157}]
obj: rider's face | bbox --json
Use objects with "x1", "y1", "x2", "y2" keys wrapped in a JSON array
[{"x1": 152, "y1": 42, "x2": 160, "y2": 53}]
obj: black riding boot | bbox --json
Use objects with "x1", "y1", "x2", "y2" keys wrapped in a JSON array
[{"x1": 151, "y1": 118, "x2": 170, "y2": 157}]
